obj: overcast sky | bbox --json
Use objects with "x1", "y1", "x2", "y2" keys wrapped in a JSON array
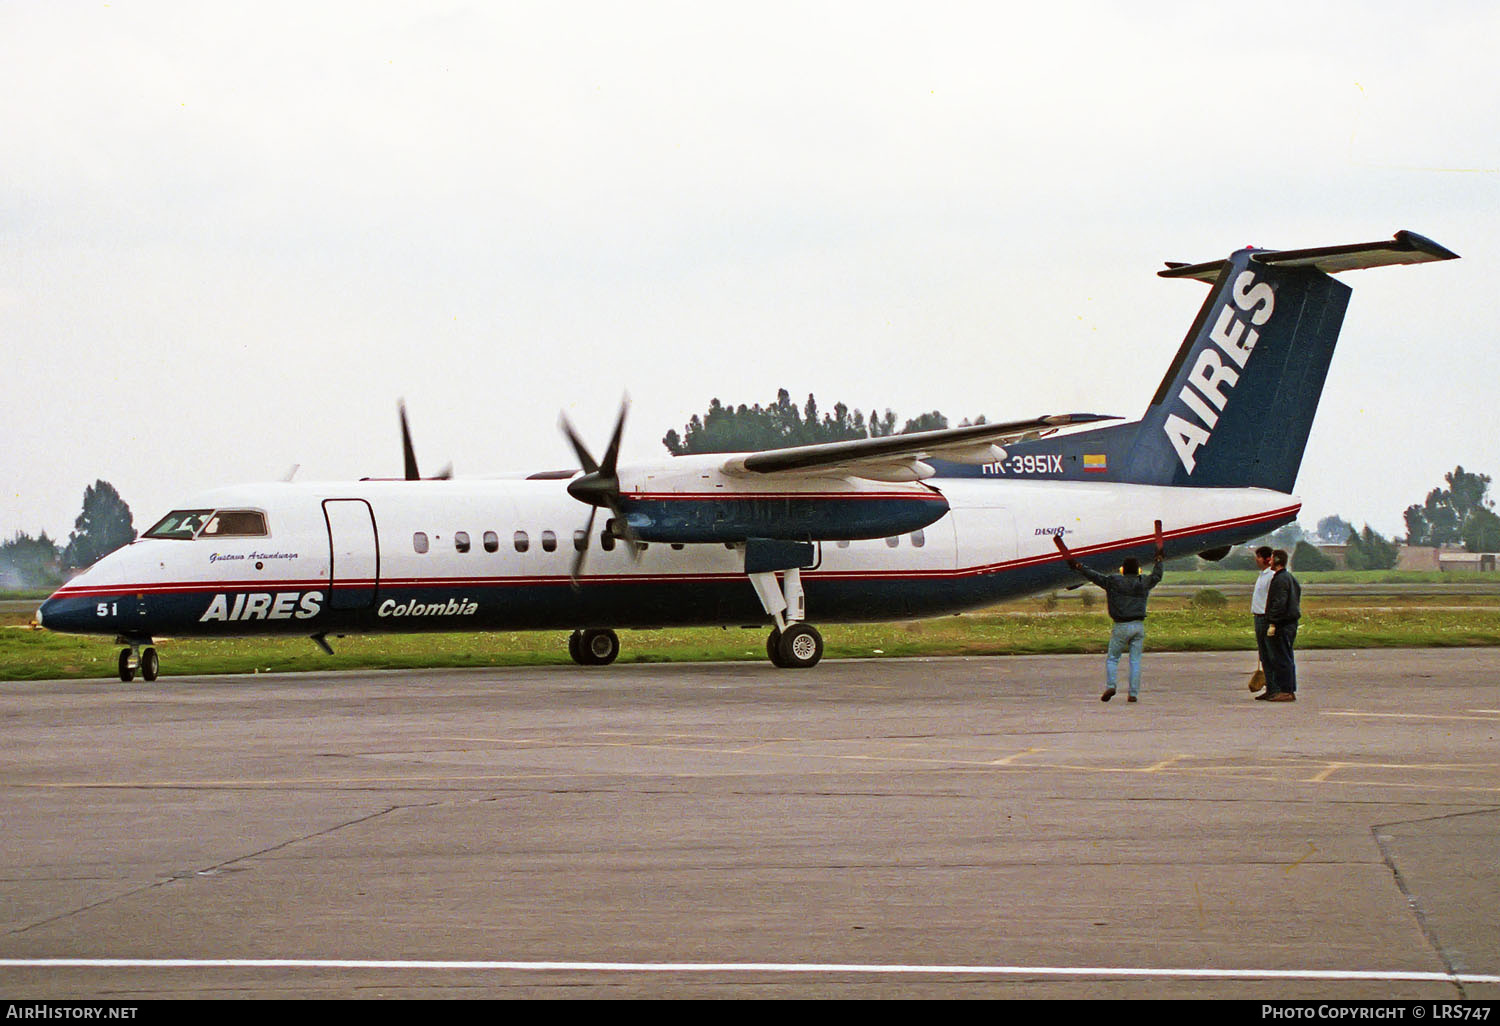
[{"x1": 3, "y1": 1, "x2": 1495, "y2": 543}]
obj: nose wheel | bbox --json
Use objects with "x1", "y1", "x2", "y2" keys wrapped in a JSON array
[{"x1": 117, "y1": 645, "x2": 159, "y2": 682}]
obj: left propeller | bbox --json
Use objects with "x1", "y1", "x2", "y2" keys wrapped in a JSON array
[{"x1": 399, "y1": 400, "x2": 452, "y2": 481}]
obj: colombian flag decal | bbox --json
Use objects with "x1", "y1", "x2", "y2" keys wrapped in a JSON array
[{"x1": 1083, "y1": 454, "x2": 1108, "y2": 473}]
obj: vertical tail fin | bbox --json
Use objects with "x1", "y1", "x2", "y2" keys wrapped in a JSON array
[
  {"x1": 965, "y1": 232, "x2": 1457, "y2": 490},
  {"x1": 1125, "y1": 247, "x2": 1348, "y2": 491},
  {"x1": 1128, "y1": 231, "x2": 1455, "y2": 490}
]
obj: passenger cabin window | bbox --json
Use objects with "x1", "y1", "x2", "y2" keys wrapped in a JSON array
[
  {"x1": 573, "y1": 530, "x2": 587, "y2": 552},
  {"x1": 514, "y1": 530, "x2": 530, "y2": 553},
  {"x1": 455, "y1": 531, "x2": 471, "y2": 553},
  {"x1": 483, "y1": 531, "x2": 499, "y2": 553},
  {"x1": 201, "y1": 510, "x2": 269, "y2": 537},
  {"x1": 911, "y1": 529, "x2": 925, "y2": 548},
  {"x1": 144, "y1": 509, "x2": 217, "y2": 540},
  {"x1": 541, "y1": 530, "x2": 557, "y2": 553},
  {"x1": 413, "y1": 532, "x2": 429, "y2": 554},
  {"x1": 885, "y1": 536, "x2": 900, "y2": 548},
  {"x1": 835, "y1": 539, "x2": 851, "y2": 548},
  {"x1": 600, "y1": 532, "x2": 616, "y2": 552}
]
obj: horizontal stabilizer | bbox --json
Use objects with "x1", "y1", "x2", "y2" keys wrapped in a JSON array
[{"x1": 1160, "y1": 230, "x2": 1458, "y2": 284}]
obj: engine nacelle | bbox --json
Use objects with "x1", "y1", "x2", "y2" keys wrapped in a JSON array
[{"x1": 616, "y1": 491, "x2": 951, "y2": 544}]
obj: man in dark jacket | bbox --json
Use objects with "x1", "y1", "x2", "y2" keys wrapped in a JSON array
[
  {"x1": 1064, "y1": 545, "x2": 1165, "y2": 703},
  {"x1": 1263, "y1": 548, "x2": 1302, "y2": 703}
]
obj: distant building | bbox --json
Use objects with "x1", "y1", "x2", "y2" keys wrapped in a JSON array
[
  {"x1": 1397, "y1": 546, "x2": 1441, "y2": 572},
  {"x1": 1306, "y1": 544, "x2": 1495, "y2": 572},
  {"x1": 1382, "y1": 546, "x2": 1500, "y2": 572},
  {"x1": 1321, "y1": 544, "x2": 1349, "y2": 569},
  {"x1": 1438, "y1": 551, "x2": 1499, "y2": 573}
]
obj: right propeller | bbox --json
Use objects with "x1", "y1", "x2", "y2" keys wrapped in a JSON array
[{"x1": 560, "y1": 398, "x2": 641, "y2": 585}]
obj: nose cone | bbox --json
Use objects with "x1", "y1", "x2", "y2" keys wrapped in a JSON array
[
  {"x1": 36, "y1": 590, "x2": 100, "y2": 635},
  {"x1": 37, "y1": 591, "x2": 67, "y2": 632}
]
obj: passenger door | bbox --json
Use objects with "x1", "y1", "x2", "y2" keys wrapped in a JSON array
[{"x1": 324, "y1": 499, "x2": 379, "y2": 610}]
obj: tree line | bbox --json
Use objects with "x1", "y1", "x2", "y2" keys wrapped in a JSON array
[
  {"x1": 1, "y1": 481, "x2": 136, "y2": 590},
  {"x1": 662, "y1": 389, "x2": 977, "y2": 455}
]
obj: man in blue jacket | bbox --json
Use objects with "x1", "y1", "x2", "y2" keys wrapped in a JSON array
[{"x1": 1057, "y1": 535, "x2": 1165, "y2": 703}]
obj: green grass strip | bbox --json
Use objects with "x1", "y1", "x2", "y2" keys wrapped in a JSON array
[{"x1": 5, "y1": 600, "x2": 1499, "y2": 681}]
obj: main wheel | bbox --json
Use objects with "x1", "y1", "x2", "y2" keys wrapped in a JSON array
[
  {"x1": 118, "y1": 648, "x2": 135, "y2": 683},
  {"x1": 578, "y1": 628, "x2": 620, "y2": 666},
  {"x1": 567, "y1": 630, "x2": 584, "y2": 665},
  {"x1": 776, "y1": 623, "x2": 823, "y2": 669},
  {"x1": 140, "y1": 647, "x2": 160, "y2": 682},
  {"x1": 766, "y1": 628, "x2": 788, "y2": 668}
]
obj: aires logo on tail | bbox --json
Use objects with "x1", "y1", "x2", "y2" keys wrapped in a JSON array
[{"x1": 1163, "y1": 269, "x2": 1276, "y2": 474}]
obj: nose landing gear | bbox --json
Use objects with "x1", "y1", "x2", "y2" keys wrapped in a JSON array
[{"x1": 116, "y1": 641, "x2": 159, "y2": 682}]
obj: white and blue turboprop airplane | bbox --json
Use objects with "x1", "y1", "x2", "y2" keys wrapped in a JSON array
[{"x1": 38, "y1": 232, "x2": 1457, "y2": 680}]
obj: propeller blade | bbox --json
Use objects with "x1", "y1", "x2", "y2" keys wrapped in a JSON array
[
  {"x1": 400, "y1": 401, "x2": 421, "y2": 481},
  {"x1": 398, "y1": 401, "x2": 454, "y2": 480},
  {"x1": 570, "y1": 505, "x2": 598, "y2": 589},
  {"x1": 600, "y1": 397, "x2": 630, "y2": 474},
  {"x1": 604, "y1": 498, "x2": 644, "y2": 563},
  {"x1": 559, "y1": 413, "x2": 600, "y2": 475}
]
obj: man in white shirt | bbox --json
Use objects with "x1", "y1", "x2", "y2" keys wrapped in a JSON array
[{"x1": 1250, "y1": 546, "x2": 1276, "y2": 699}]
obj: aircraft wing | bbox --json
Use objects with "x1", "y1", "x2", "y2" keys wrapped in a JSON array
[{"x1": 719, "y1": 413, "x2": 1118, "y2": 481}]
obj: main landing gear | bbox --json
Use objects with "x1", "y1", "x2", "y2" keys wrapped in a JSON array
[
  {"x1": 568, "y1": 628, "x2": 620, "y2": 666},
  {"x1": 561, "y1": 561, "x2": 826, "y2": 670},
  {"x1": 750, "y1": 566, "x2": 824, "y2": 669},
  {"x1": 117, "y1": 642, "x2": 159, "y2": 682},
  {"x1": 766, "y1": 622, "x2": 824, "y2": 669}
]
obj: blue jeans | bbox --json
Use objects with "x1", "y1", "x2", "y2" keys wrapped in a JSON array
[
  {"x1": 1254, "y1": 613, "x2": 1275, "y2": 690},
  {"x1": 1106, "y1": 620, "x2": 1146, "y2": 697}
]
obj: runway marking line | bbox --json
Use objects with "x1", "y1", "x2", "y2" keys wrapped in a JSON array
[
  {"x1": 5, "y1": 750, "x2": 1498, "y2": 794},
  {"x1": 987, "y1": 746, "x2": 1045, "y2": 766},
  {"x1": 1, "y1": 958, "x2": 1496, "y2": 985},
  {"x1": 4, "y1": 736, "x2": 1496, "y2": 793},
  {"x1": 428, "y1": 734, "x2": 1500, "y2": 790},
  {"x1": 1324, "y1": 710, "x2": 1500, "y2": 723}
]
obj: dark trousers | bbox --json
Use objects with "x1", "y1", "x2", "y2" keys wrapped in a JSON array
[
  {"x1": 1253, "y1": 614, "x2": 1273, "y2": 688},
  {"x1": 1267, "y1": 620, "x2": 1298, "y2": 694}
]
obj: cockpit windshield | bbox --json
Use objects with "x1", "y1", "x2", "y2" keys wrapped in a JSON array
[
  {"x1": 144, "y1": 510, "x2": 215, "y2": 540},
  {"x1": 144, "y1": 509, "x2": 268, "y2": 540}
]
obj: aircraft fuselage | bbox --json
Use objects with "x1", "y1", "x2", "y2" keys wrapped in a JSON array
[{"x1": 39, "y1": 475, "x2": 1295, "y2": 641}]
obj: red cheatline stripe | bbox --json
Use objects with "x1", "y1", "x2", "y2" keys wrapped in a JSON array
[
  {"x1": 628, "y1": 492, "x2": 946, "y2": 502},
  {"x1": 50, "y1": 579, "x2": 331, "y2": 598}
]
